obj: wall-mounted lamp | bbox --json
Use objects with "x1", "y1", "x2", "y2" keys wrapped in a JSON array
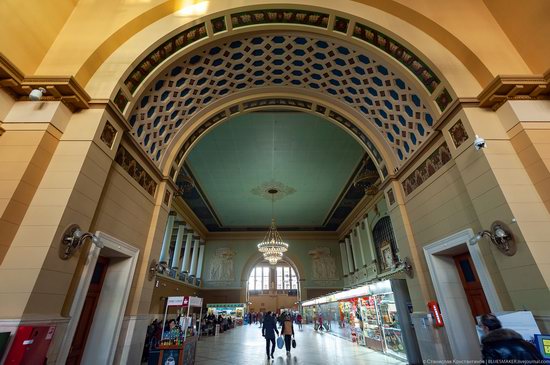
[
  {"x1": 470, "y1": 220, "x2": 516, "y2": 256},
  {"x1": 60, "y1": 224, "x2": 102, "y2": 260},
  {"x1": 393, "y1": 257, "x2": 414, "y2": 278},
  {"x1": 29, "y1": 87, "x2": 46, "y2": 101},
  {"x1": 148, "y1": 259, "x2": 168, "y2": 281}
]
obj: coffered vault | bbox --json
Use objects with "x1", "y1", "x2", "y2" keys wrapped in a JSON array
[{"x1": 128, "y1": 31, "x2": 440, "y2": 169}]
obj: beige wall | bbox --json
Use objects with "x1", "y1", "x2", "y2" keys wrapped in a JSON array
[
  {"x1": 483, "y1": 0, "x2": 550, "y2": 74},
  {"x1": 0, "y1": 0, "x2": 76, "y2": 74}
]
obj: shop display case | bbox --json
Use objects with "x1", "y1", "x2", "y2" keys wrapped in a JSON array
[
  {"x1": 378, "y1": 293, "x2": 406, "y2": 360},
  {"x1": 360, "y1": 296, "x2": 384, "y2": 351}
]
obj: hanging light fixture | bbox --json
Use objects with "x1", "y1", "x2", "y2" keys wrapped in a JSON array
[
  {"x1": 257, "y1": 189, "x2": 289, "y2": 265},
  {"x1": 257, "y1": 119, "x2": 289, "y2": 265}
]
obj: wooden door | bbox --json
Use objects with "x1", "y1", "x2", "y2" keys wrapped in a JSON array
[
  {"x1": 453, "y1": 252, "x2": 490, "y2": 319},
  {"x1": 66, "y1": 256, "x2": 110, "y2": 365}
]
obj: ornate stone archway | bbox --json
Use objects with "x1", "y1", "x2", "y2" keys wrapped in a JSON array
[{"x1": 121, "y1": 26, "x2": 448, "y2": 178}]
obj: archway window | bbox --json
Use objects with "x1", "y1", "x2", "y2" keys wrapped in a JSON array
[
  {"x1": 248, "y1": 262, "x2": 298, "y2": 293},
  {"x1": 276, "y1": 266, "x2": 297, "y2": 290},
  {"x1": 248, "y1": 266, "x2": 270, "y2": 291}
]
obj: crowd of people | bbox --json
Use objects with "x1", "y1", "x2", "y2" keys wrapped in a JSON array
[{"x1": 200, "y1": 312, "x2": 234, "y2": 336}]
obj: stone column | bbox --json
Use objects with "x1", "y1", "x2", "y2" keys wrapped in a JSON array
[
  {"x1": 181, "y1": 230, "x2": 193, "y2": 273},
  {"x1": 354, "y1": 225, "x2": 368, "y2": 267},
  {"x1": 159, "y1": 214, "x2": 175, "y2": 264},
  {"x1": 344, "y1": 236, "x2": 354, "y2": 273},
  {"x1": 189, "y1": 237, "x2": 200, "y2": 277},
  {"x1": 171, "y1": 223, "x2": 186, "y2": 270},
  {"x1": 339, "y1": 241, "x2": 349, "y2": 276},
  {"x1": 350, "y1": 228, "x2": 365, "y2": 267},
  {"x1": 196, "y1": 243, "x2": 205, "y2": 279}
]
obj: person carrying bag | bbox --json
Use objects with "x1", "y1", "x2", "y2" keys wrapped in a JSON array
[
  {"x1": 280, "y1": 315, "x2": 295, "y2": 356},
  {"x1": 262, "y1": 311, "x2": 280, "y2": 360}
]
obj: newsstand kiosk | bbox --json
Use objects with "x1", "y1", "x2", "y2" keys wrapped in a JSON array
[{"x1": 150, "y1": 296, "x2": 203, "y2": 365}]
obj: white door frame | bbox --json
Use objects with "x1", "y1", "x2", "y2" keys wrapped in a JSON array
[
  {"x1": 56, "y1": 232, "x2": 139, "y2": 365},
  {"x1": 423, "y1": 228, "x2": 502, "y2": 360}
]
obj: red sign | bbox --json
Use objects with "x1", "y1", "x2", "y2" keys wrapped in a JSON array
[{"x1": 427, "y1": 301, "x2": 444, "y2": 327}]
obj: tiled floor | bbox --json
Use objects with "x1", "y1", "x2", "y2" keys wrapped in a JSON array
[{"x1": 195, "y1": 324, "x2": 407, "y2": 365}]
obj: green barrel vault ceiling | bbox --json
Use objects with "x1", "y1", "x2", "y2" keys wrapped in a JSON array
[{"x1": 182, "y1": 111, "x2": 366, "y2": 231}]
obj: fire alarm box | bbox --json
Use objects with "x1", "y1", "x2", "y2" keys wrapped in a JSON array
[
  {"x1": 427, "y1": 301, "x2": 444, "y2": 327},
  {"x1": 4, "y1": 325, "x2": 56, "y2": 365}
]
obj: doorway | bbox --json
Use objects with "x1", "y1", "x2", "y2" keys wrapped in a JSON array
[
  {"x1": 57, "y1": 232, "x2": 139, "y2": 365},
  {"x1": 66, "y1": 257, "x2": 110, "y2": 364},
  {"x1": 453, "y1": 252, "x2": 491, "y2": 320},
  {"x1": 424, "y1": 229, "x2": 502, "y2": 360}
]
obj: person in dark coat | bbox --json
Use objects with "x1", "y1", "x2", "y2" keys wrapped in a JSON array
[
  {"x1": 262, "y1": 311, "x2": 279, "y2": 360},
  {"x1": 480, "y1": 314, "x2": 543, "y2": 363}
]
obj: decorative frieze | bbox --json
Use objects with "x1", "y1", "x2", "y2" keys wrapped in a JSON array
[
  {"x1": 231, "y1": 9, "x2": 330, "y2": 29},
  {"x1": 402, "y1": 142, "x2": 452, "y2": 196},
  {"x1": 123, "y1": 23, "x2": 207, "y2": 95},
  {"x1": 211, "y1": 16, "x2": 227, "y2": 33},
  {"x1": 449, "y1": 120, "x2": 469, "y2": 148},
  {"x1": 114, "y1": 145, "x2": 157, "y2": 196},
  {"x1": 333, "y1": 16, "x2": 349, "y2": 33},
  {"x1": 436, "y1": 88, "x2": 452, "y2": 111},
  {"x1": 352, "y1": 22, "x2": 441, "y2": 94},
  {"x1": 100, "y1": 121, "x2": 117, "y2": 149}
]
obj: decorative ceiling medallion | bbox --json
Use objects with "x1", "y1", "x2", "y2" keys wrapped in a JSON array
[{"x1": 251, "y1": 180, "x2": 296, "y2": 201}]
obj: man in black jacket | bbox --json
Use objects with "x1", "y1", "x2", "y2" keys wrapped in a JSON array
[
  {"x1": 480, "y1": 314, "x2": 543, "y2": 363},
  {"x1": 262, "y1": 311, "x2": 279, "y2": 360}
]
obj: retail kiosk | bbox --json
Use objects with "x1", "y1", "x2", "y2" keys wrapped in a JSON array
[
  {"x1": 206, "y1": 303, "x2": 246, "y2": 325},
  {"x1": 149, "y1": 296, "x2": 203, "y2": 365}
]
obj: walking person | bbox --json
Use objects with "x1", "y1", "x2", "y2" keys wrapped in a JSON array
[
  {"x1": 280, "y1": 314, "x2": 295, "y2": 356},
  {"x1": 296, "y1": 313, "x2": 303, "y2": 330},
  {"x1": 258, "y1": 311, "x2": 263, "y2": 328},
  {"x1": 262, "y1": 311, "x2": 279, "y2": 360},
  {"x1": 479, "y1": 314, "x2": 543, "y2": 363}
]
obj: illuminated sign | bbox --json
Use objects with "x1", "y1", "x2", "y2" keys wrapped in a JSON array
[
  {"x1": 302, "y1": 281, "x2": 392, "y2": 307},
  {"x1": 427, "y1": 301, "x2": 444, "y2": 327}
]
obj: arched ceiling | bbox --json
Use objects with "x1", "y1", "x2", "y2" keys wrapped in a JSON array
[
  {"x1": 129, "y1": 31, "x2": 436, "y2": 168},
  {"x1": 178, "y1": 111, "x2": 376, "y2": 231}
]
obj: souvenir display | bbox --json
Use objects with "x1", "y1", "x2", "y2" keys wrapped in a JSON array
[{"x1": 302, "y1": 280, "x2": 407, "y2": 361}]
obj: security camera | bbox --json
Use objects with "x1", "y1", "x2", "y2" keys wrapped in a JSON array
[
  {"x1": 473, "y1": 135, "x2": 486, "y2": 150},
  {"x1": 29, "y1": 87, "x2": 46, "y2": 101}
]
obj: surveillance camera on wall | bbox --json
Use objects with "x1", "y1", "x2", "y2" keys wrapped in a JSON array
[
  {"x1": 473, "y1": 135, "x2": 486, "y2": 150},
  {"x1": 29, "y1": 87, "x2": 46, "y2": 101}
]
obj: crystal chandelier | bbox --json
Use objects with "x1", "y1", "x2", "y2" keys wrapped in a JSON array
[{"x1": 257, "y1": 189, "x2": 289, "y2": 265}]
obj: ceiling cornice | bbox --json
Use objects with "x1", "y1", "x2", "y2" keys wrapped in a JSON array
[
  {"x1": 205, "y1": 230, "x2": 339, "y2": 241},
  {"x1": 0, "y1": 53, "x2": 90, "y2": 112},
  {"x1": 478, "y1": 69, "x2": 550, "y2": 110},
  {"x1": 172, "y1": 195, "x2": 209, "y2": 238}
]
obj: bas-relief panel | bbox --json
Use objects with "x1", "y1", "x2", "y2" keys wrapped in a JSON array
[
  {"x1": 308, "y1": 247, "x2": 337, "y2": 280},
  {"x1": 207, "y1": 247, "x2": 235, "y2": 281}
]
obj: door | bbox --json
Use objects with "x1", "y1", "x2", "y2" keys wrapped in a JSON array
[
  {"x1": 66, "y1": 256, "x2": 109, "y2": 365},
  {"x1": 453, "y1": 252, "x2": 490, "y2": 319}
]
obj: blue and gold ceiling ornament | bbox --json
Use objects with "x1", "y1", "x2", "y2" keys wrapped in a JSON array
[{"x1": 129, "y1": 32, "x2": 436, "y2": 166}]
